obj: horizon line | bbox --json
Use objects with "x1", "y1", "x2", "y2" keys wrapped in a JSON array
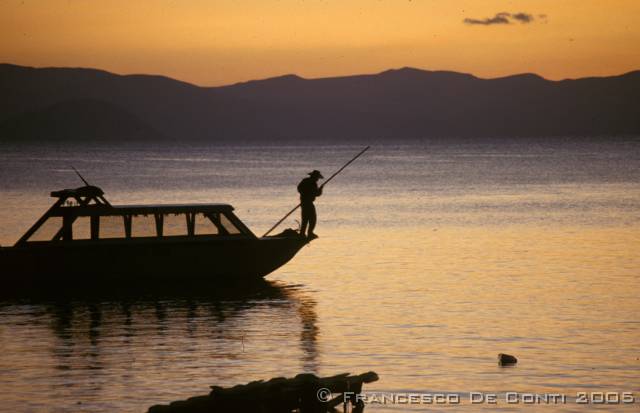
[{"x1": 2, "y1": 61, "x2": 639, "y2": 88}]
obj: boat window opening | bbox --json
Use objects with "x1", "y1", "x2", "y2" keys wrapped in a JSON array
[
  {"x1": 163, "y1": 213, "x2": 187, "y2": 236},
  {"x1": 100, "y1": 215, "x2": 126, "y2": 239},
  {"x1": 132, "y1": 214, "x2": 157, "y2": 237},
  {"x1": 72, "y1": 216, "x2": 92, "y2": 240},
  {"x1": 220, "y1": 213, "x2": 242, "y2": 235},
  {"x1": 29, "y1": 217, "x2": 63, "y2": 241},
  {"x1": 195, "y1": 213, "x2": 219, "y2": 235}
]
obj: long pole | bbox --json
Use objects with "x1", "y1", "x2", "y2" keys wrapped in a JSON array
[{"x1": 262, "y1": 146, "x2": 370, "y2": 237}]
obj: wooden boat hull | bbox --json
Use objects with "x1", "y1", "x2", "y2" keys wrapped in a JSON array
[{"x1": 0, "y1": 235, "x2": 308, "y2": 290}]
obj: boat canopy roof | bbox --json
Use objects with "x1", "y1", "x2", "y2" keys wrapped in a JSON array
[
  {"x1": 46, "y1": 203, "x2": 235, "y2": 218},
  {"x1": 15, "y1": 185, "x2": 252, "y2": 245},
  {"x1": 47, "y1": 185, "x2": 235, "y2": 216},
  {"x1": 112, "y1": 203, "x2": 233, "y2": 210}
]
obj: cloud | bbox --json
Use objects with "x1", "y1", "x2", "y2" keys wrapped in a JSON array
[
  {"x1": 511, "y1": 13, "x2": 534, "y2": 23},
  {"x1": 464, "y1": 12, "x2": 511, "y2": 26},
  {"x1": 463, "y1": 12, "x2": 539, "y2": 26}
]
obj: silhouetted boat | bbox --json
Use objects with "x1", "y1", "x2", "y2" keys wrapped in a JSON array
[{"x1": 0, "y1": 185, "x2": 308, "y2": 289}]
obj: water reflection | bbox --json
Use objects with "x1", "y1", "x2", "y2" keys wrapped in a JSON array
[
  {"x1": 297, "y1": 295, "x2": 319, "y2": 373},
  {"x1": 0, "y1": 281, "x2": 319, "y2": 412}
]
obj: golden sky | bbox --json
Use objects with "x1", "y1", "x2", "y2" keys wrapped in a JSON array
[{"x1": 1, "y1": 0, "x2": 639, "y2": 86}]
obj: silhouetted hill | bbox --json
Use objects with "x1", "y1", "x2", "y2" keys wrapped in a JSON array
[
  {"x1": 1, "y1": 63, "x2": 638, "y2": 142},
  {"x1": 0, "y1": 99, "x2": 162, "y2": 141}
]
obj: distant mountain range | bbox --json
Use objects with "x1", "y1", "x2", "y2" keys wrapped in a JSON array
[{"x1": 1, "y1": 63, "x2": 638, "y2": 142}]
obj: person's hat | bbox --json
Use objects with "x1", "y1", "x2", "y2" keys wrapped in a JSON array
[{"x1": 308, "y1": 170, "x2": 324, "y2": 179}]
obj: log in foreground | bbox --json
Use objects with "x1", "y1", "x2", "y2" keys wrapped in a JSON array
[{"x1": 148, "y1": 371, "x2": 379, "y2": 413}]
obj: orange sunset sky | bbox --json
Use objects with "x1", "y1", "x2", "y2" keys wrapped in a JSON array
[{"x1": 1, "y1": 0, "x2": 639, "y2": 86}]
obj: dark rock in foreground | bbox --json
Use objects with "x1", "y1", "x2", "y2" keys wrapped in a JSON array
[{"x1": 148, "y1": 371, "x2": 379, "y2": 413}]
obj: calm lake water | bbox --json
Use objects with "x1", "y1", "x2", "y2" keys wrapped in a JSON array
[{"x1": 0, "y1": 138, "x2": 639, "y2": 412}]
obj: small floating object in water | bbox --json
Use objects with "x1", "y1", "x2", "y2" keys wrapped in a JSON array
[{"x1": 498, "y1": 353, "x2": 518, "y2": 366}]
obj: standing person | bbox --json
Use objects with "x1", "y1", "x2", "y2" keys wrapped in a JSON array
[{"x1": 297, "y1": 170, "x2": 323, "y2": 239}]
